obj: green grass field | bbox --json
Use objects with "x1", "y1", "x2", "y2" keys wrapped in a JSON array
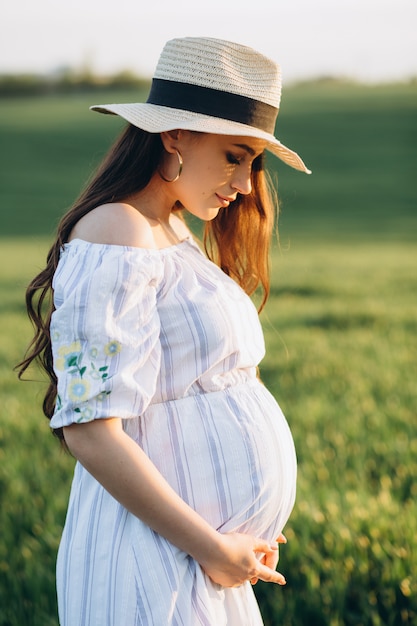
[{"x1": 0, "y1": 83, "x2": 416, "y2": 625}]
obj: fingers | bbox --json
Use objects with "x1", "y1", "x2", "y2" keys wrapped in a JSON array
[
  {"x1": 252, "y1": 532, "x2": 287, "y2": 554},
  {"x1": 252, "y1": 537, "x2": 278, "y2": 554},
  {"x1": 256, "y1": 563, "x2": 286, "y2": 586},
  {"x1": 263, "y1": 546, "x2": 279, "y2": 571},
  {"x1": 250, "y1": 532, "x2": 288, "y2": 586},
  {"x1": 250, "y1": 564, "x2": 286, "y2": 585},
  {"x1": 208, "y1": 532, "x2": 288, "y2": 588},
  {"x1": 250, "y1": 552, "x2": 285, "y2": 586}
]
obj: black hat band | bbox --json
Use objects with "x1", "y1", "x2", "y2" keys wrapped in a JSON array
[{"x1": 147, "y1": 78, "x2": 278, "y2": 134}]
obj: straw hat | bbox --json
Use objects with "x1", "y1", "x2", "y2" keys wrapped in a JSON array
[{"x1": 91, "y1": 37, "x2": 311, "y2": 174}]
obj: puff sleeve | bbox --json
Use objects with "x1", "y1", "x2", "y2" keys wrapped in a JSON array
[{"x1": 49, "y1": 241, "x2": 164, "y2": 429}]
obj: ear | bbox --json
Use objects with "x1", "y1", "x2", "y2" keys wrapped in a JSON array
[{"x1": 160, "y1": 130, "x2": 182, "y2": 153}]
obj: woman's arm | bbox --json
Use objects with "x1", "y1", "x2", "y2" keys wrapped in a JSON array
[{"x1": 63, "y1": 417, "x2": 286, "y2": 588}]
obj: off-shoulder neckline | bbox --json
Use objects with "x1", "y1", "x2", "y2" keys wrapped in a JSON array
[{"x1": 64, "y1": 236, "x2": 194, "y2": 254}]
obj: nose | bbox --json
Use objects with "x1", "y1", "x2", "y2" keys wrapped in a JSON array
[{"x1": 231, "y1": 167, "x2": 252, "y2": 196}]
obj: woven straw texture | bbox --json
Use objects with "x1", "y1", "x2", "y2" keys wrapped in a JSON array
[{"x1": 153, "y1": 37, "x2": 282, "y2": 108}]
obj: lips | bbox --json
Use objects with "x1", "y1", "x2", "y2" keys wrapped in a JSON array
[{"x1": 216, "y1": 194, "x2": 236, "y2": 207}]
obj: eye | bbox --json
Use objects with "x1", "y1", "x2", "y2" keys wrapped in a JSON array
[{"x1": 226, "y1": 152, "x2": 242, "y2": 165}]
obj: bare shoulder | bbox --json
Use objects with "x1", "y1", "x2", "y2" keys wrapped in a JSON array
[{"x1": 69, "y1": 203, "x2": 157, "y2": 249}]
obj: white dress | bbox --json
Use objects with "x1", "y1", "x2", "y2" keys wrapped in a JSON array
[{"x1": 50, "y1": 236, "x2": 297, "y2": 626}]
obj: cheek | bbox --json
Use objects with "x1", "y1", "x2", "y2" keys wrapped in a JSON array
[
  {"x1": 181, "y1": 158, "x2": 230, "y2": 199},
  {"x1": 187, "y1": 171, "x2": 214, "y2": 197}
]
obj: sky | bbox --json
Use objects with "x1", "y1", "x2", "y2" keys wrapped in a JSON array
[{"x1": 1, "y1": 0, "x2": 417, "y2": 84}]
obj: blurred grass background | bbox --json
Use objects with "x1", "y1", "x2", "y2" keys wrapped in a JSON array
[{"x1": 0, "y1": 80, "x2": 416, "y2": 625}]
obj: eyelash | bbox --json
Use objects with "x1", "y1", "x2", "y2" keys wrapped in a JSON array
[{"x1": 226, "y1": 153, "x2": 242, "y2": 165}]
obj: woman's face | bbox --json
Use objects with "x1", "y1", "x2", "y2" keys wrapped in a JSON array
[{"x1": 167, "y1": 132, "x2": 267, "y2": 221}]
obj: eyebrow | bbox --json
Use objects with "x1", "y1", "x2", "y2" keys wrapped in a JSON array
[{"x1": 232, "y1": 143, "x2": 257, "y2": 156}]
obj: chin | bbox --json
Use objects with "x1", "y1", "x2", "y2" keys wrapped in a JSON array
[
  {"x1": 205, "y1": 208, "x2": 221, "y2": 221},
  {"x1": 186, "y1": 207, "x2": 221, "y2": 222}
]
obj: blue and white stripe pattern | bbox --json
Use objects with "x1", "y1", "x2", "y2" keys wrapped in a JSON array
[{"x1": 50, "y1": 236, "x2": 297, "y2": 625}]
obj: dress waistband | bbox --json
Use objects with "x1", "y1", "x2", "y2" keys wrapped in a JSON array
[{"x1": 146, "y1": 377, "x2": 263, "y2": 410}]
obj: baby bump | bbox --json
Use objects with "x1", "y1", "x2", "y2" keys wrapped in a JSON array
[{"x1": 134, "y1": 381, "x2": 297, "y2": 539}]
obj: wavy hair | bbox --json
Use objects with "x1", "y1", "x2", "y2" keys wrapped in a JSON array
[{"x1": 17, "y1": 124, "x2": 278, "y2": 440}]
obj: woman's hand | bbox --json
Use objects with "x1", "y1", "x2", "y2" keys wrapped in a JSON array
[
  {"x1": 198, "y1": 532, "x2": 286, "y2": 588},
  {"x1": 250, "y1": 533, "x2": 287, "y2": 586}
]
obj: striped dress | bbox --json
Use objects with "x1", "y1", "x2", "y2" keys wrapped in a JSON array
[{"x1": 50, "y1": 236, "x2": 297, "y2": 626}]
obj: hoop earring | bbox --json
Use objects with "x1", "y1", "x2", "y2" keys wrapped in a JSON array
[{"x1": 159, "y1": 149, "x2": 183, "y2": 183}]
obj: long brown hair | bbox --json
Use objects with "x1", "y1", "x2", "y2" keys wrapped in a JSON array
[
  {"x1": 17, "y1": 124, "x2": 278, "y2": 440},
  {"x1": 204, "y1": 153, "x2": 276, "y2": 311}
]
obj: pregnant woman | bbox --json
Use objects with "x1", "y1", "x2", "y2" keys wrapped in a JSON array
[{"x1": 18, "y1": 37, "x2": 310, "y2": 625}]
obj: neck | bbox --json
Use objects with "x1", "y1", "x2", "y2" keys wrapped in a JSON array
[{"x1": 126, "y1": 174, "x2": 176, "y2": 225}]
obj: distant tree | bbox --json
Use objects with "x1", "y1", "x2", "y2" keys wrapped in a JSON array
[{"x1": 0, "y1": 70, "x2": 150, "y2": 97}]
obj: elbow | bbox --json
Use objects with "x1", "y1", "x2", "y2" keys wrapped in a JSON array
[{"x1": 63, "y1": 423, "x2": 89, "y2": 459}]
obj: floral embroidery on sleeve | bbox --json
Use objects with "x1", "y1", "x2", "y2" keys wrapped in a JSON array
[
  {"x1": 55, "y1": 339, "x2": 122, "y2": 422},
  {"x1": 104, "y1": 341, "x2": 122, "y2": 357}
]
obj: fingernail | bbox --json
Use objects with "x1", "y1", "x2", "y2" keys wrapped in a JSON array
[{"x1": 278, "y1": 576, "x2": 286, "y2": 585}]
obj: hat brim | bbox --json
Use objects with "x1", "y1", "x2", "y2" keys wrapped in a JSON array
[{"x1": 90, "y1": 102, "x2": 311, "y2": 174}]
